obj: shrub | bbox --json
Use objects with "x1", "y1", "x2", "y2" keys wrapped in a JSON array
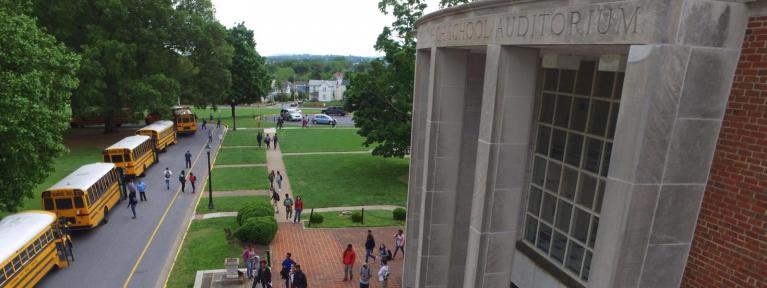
[
  {"x1": 237, "y1": 201, "x2": 273, "y2": 226},
  {"x1": 309, "y1": 213, "x2": 324, "y2": 224},
  {"x1": 351, "y1": 211, "x2": 363, "y2": 223},
  {"x1": 235, "y1": 216, "x2": 278, "y2": 244},
  {"x1": 393, "y1": 208, "x2": 406, "y2": 221}
]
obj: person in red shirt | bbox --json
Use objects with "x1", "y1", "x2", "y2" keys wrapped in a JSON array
[
  {"x1": 189, "y1": 172, "x2": 197, "y2": 193},
  {"x1": 342, "y1": 244, "x2": 356, "y2": 282},
  {"x1": 293, "y1": 196, "x2": 304, "y2": 223}
]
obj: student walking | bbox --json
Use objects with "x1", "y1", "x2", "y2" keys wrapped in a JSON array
[
  {"x1": 254, "y1": 260, "x2": 271, "y2": 288},
  {"x1": 292, "y1": 265, "x2": 307, "y2": 288},
  {"x1": 217, "y1": 118, "x2": 221, "y2": 128},
  {"x1": 189, "y1": 172, "x2": 197, "y2": 193},
  {"x1": 265, "y1": 134, "x2": 271, "y2": 150},
  {"x1": 257, "y1": 131, "x2": 263, "y2": 148},
  {"x1": 202, "y1": 118, "x2": 207, "y2": 130},
  {"x1": 273, "y1": 133, "x2": 279, "y2": 149},
  {"x1": 179, "y1": 170, "x2": 187, "y2": 193},
  {"x1": 359, "y1": 263, "x2": 372, "y2": 288},
  {"x1": 364, "y1": 230, "x2": 376, "y2": 263},
  {"x1": 127, "y1": 191, "x2": 138, "y2": 219},
  {"x1": 378, "y1": 261, "x2": 390, "y2": 288},
  {"x1": 127, "y1": 179, "x2": 138, "y2": 196},
  {"x1": 163, "y1": 168, "x2": 173, "y2": 190},
  {"x1": 342, "y1": 244, "x2": 356, "y2": 282},
  {"x1": 268, "y1": 170, "x2": 276, "y2": 188},
  {"x1": 276, "y1": 171, "x2": 283, "y2": 191},
  {"x1": 208, "y1": 129, "x2": 213, "y2": 143},
  {"x1": 271, "y1": 188, "x2": 280, "y2": 214},
  {"x1": 243, "y1": 246, "x2": 256, "y2": 279},
  {"x1": 293, "y1": 196, "x2": 303, "y2": 223},
  {"x1": 280, "y1": 253, "x2": 295, "y2": 288},
  {"x1": 137, "y1": 180, "x2": 147, "y2": 201},
  {"x1": 378, "y1": 244, "x2": 391, "y2": 266},
  {"x1": 185, "y1": 150, "x2": 192, "y2": 168},
  {"x1": 393, "y1": 229, "x2": 405, "y2": 259},
  {"x1": 283, "y1": 194, "x2": 294, "y2": 221}
]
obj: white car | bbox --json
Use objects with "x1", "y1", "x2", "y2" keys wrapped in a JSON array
[{"x1": 288, "y1": 112, "x2": 303, "y2": 121}]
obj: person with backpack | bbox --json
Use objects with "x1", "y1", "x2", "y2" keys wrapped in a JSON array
[
  {"x1": 163, "y1": 168, "x2": 173, "y2": 190},
  {"x1": 271, "y1": 188, "x2": 280, "y2": 214},
  {"x1": 276, "y1": 171, "x2": 283, "y2": 191},
  {"x1": 280, "y1": 253, "x2": 295, "y2": 288},
  {"x1": 273, "y1": 133, "x2": 279, "y2": 149},
  {"x1": 292, "y1": 265, "x2": 307, "y2": 288},
  {"x1": 179, "y1": 170, "x2": 187, "y2": 193},
  {"x1": 392, "y1": 229, "x2": 405, "y2": 259},
  {"x1": 257, "y1": 131, "x2": 263, "y2": 148},
  {"x1": 283, "y1": 194, "x2": 294, "y2": 221},
  {"x1": 378, "y1": 244, "x2": 391, "y2": 265},
  {"x1": 254, "y1": 259, "x2": 271, "y2": 288},
  {"x1": 265, "y1": 134, "x2": 271, "y2": 150},
  {"x1": 359, "y1": 263, "x2": 372, "y2": 288},
  {"x1": 378, "y1": 261, "x2": 390, "y2": 288},
  {"x1": 127, "y1": 190, "x2": 138, "y2": 219},
  {"x1": 184, "y1": 150, "x2": 192, "y2": 168},
  {"x1": 342, "y1": 244, "x2": 356, "y2": 282},
  {"x1": 268, "y1": 170, "x2": 276, "y2": 188},
  {"x1": 364, "y1": 230, "x2": 376, "y2": 263},
  {"x1": 293, "y1": 196, "x2": 303, "y2": 223},
  {"x1": 189, "y1": 172, "x2": 197, "y2": 193}
]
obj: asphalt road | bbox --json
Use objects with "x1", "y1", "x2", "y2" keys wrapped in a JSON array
[
  {"x1": 268, "y1": 103, "x2": 355, "y2": 127},
  {"x1": 38, "y1": 124, "x2": 225, "y2": 288}
]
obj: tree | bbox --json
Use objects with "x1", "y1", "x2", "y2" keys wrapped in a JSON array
[
  {"x1": 226, "y1": 23, "x2": 270, "y2": 130},
  {"x1": 0, "y1": 5, "x2": 80, "y2": 212},
  {"x1": 344, "y1": 0, "x2": 468, "y2": 157}
]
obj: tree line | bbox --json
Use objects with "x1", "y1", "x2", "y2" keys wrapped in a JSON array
[{"x1": 268, "y1": 56, "x2": 372, "y2": 84}]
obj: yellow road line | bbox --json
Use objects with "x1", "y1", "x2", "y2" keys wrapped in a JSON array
[{"x1": 122, "y1": 133, "x2": 213, "y2": 288}]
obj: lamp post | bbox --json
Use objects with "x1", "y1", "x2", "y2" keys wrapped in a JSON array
[{"x1": 206, "y1": 143, "x2": 214, "y2": 210}]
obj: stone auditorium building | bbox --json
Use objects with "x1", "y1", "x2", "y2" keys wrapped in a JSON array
[{"x1": 403, "y1": 0, "x2": 766, "y2": 287}]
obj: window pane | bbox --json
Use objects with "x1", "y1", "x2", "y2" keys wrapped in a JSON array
[
  {"x1": 44, "y1": 198, "x2": 54, "y2": 210},
  {"x1": 574, "y1": 61, "x2": 596, "y2": 95},
  {"x1": 554, "y1": 95, "x2": 572, "y2": 128},
  {"x1": 12, "y1": 258, "x2": 20, "y2": 270},
  {"x1": 550, "y1": 129, "x2": 566, "y2": 161},
  {"x1": 555, "y1": 200, "x2": 573, "y2": 233},
  {"x1": 524, "y1": 216, "x2": 538, "y2": 244},
  {"x1": 565, "y1": 133, "x2": 583, "y2": 167},
  {"x1": 566, "y1": 242, "x2": 585, "y2": 275},
  {"x1": 570, "y1": 98, "x2": 589, "y2": 132},
  {"x1": 111, "y1": 155, "x2": 123, "y2": 162},
  {"x1": 577, "y1": 173, "x2": 597, "y2": 209},
  {"x1": 532, "y1": 157, "x2": 546, "y2": 187},
  {"x1": 595, "y1": 71, "x2": 615, "y2": 98},
  {"x1": 581, "y1": 251, "x2": 593, "y2": 281},
  {"x1": 20, "y1": 251, "x2": 28, "y2": 263},
  {"x1": 614, "y1": 72, "x2": 625, "y2": 100},
  {"x1": 4, "y1": 264, "x2": 12, "y2": 277},
  {"x1": 545, "y1": 161, "x2": 562, "y2": 193},
  {"x1": 55, "y1": 198, "x2": 73, "y2": 210},
  {"x1": 588, "y1": 100, "x2": 610, "y2": 136},
  {"x1": 540, "y1": 93, "x2": 556, "y2": 124},
  {"x1": 74, "y1": 197, "x2": 84, "y2": 208},
  {"x1": 573, "y1": 208, "x2": 590, "y2": 243},
  {"x1": 608, "y1": 103, "x2": 620, "y2": 138},
  {"x1": 27, "y1": 246, "x2": 35, "y2": 257},
  {"x1": 601, "y1": 142, "x2": 612, "y2": 177},
  {"x1": 535, "y1": 125, "x2": 551, "y2": 155},
  {"x1": 551, "y1": 231, "x2": 568, "y2": 263},
  {"x1": 588, "y1": 217, "x2": 599, "y2": 248},
  {"x1": 560, "y1": 167, "x2": 578, "y2": 200},
  {"x1": 541, "y1": 192, "x2": 557, "y2": 224},
  {"x1": 595, "y1": 180, "x2": 605, "y2": 213},
  {"x1": 536, "y1": 224, "x2": 553, "y2": 253},
  {"x1": 544, "y1": 69, "x2": 559, "y2": 91},
  {"x1": 583, "y1": 138, "x2": 603, "y2": 173},
  {"x1": 559, "y1": 70, "x2": 575, "y2": 93},
  {"x1": 528, "y1": 187, "x2": 542, "y2": 215}
]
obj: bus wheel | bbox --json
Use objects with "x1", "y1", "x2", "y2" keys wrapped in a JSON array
[{"x1": 102, "y1": 207, "x2": 110, "y2": 224}]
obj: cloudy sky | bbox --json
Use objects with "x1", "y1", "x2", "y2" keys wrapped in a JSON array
[{"x1": 211, "y1": 0, "x2": 443, "y2": 57}]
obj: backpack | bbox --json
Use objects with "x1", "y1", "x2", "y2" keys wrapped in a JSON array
[
  {"x1": 284, "y1": 198, "x2": 293, "y2": 206},
  {"x1": 386, "y1": 249, "x2": 393, "y2": 261},
  {"x1": 164, "y1": 170, "x2": 171, "y2": 178}
]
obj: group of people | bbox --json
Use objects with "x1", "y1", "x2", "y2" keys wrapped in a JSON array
[
  {"x1": 256, "y1": 131, "x2": 279, "y2": 150},
  {"x1": 242, "y1": 246, "x2": 273, "y2": 288},
  {"x1": 125, "y1": 179, "x2": 147, "y2": 219},
  {"x1": 340, "y1": 229, "x2": 405, "y2": 288}
]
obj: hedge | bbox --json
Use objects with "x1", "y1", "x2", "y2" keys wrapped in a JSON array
[
  {"x1": 237, "y1": 201, "x2": 274, "y2": 226},
  {"x1": 235, "y1": 216, "x2": 278, "y2": 244},
  {"x1": 393, "y1": 208, "x2": 406, "y2": 221}
]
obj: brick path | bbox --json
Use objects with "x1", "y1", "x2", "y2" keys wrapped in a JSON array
[{"x1": 270, "y1": 223, "x2": 404, "y2": 288}]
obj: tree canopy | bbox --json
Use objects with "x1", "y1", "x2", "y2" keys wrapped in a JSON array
[
  {"x1": 0, "y1": 4, "x2": 81, "y2": 212},
  {"x1": 225, "y1": 23, "x2": 271, "y2": 130}
]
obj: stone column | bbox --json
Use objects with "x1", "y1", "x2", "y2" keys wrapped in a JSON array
[{"x1": 463, "y1": 46, "x2": 540, "y2": 287}]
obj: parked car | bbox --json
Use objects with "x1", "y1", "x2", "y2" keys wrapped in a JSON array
[
  {"x1": 312, "y1": 114, "x2": 336, "y2": 125},
  {"x1": 280, "y1": 108, "x2": 302, "y2": 120},
  {"x1": 321, "y1": 106, "x2": 346, "y2": 116},
  {"x1": 288, "y1": 112, "x2": 303, "y2": 121}
]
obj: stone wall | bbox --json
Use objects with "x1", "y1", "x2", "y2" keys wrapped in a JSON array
[{"x1": 681, "y1": 15, "x2": 767, "y2": 288}]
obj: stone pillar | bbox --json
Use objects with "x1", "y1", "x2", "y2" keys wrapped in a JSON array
[
  {"x1": 463, "y1": 46, "x2": 539, "y2": 287},
  {"x1": 589, "y1": 43, "x2": 740, "y2": 288}
]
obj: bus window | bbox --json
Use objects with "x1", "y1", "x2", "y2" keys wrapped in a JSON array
[
  {"x1": 12, "y1": 257, "x2": 21, "y2": 270},
  {"x1": 0, "y1": 271, "x2": 5, "y2": 285},
  {"x1": 44, "y1": 198, "x2": 54, "y2": 210},
  {"x1": 103, "y1": 154, "x2": 109, "y2": 162},
  {"x1": 34, "y1": 239, "x2": 42, "y2": 251},
  {"x1": 110, "y1": 155, "x2": 124, "y2": 162},
  {"x1": 19, "y1": 251, "x2": 28, "y2": 263},
  {"x1": 74, "y1": 197, "x2": 84, "y2": 208},
  {"x1": 26, "y1": 246, "x2": 36, "y2": 258},
  {"x1": 3, "y1": 264, "x2": 11, "y2": 278},
  {"x1": 55, "y1": 198, "x2": 73, "y2": 210}
]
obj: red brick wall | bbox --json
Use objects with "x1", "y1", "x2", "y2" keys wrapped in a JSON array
[{"x1": 681, "y1": 16, "x2": 767, "y2": 288}]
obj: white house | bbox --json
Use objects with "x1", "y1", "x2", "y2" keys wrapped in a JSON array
[{"x1": 308, "y1": 72, "x2": 346, "y2": 102}]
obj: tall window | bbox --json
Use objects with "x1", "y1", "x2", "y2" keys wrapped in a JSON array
[{"x1": 522, "y1": 59, "x2": 623, "y2": 283}]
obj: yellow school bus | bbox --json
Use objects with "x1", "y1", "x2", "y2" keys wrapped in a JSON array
[
  {"x1": 0, "y1": 211, "x2": 73, "y2": 288},
  {"x1": 136, "y1": 120, "x2": 177, "y2": 152},
  {"x1": 42, "y1": 163, "x2": 122, "y2": 229},
  {"x1": 172, "y1": 106, "x2": 197, "y2": 135},
  {"x1": 103, "y1": 135, "x2": 157, "y2": 177}
]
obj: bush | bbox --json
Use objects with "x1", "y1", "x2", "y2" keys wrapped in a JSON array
[
  {"x1": 309, "y1": 213, "x2": 324, "y2": 224},
  {"x1": 235, "y1": 216, "x2": 278, "y2": 244},
  {"x1": 237, "y1": 201, "x2": 274, "y2": 226},
  {"x1": 351, "y1": 211, "x2": 363, "y2": 223},
  {"x1": 393, "y1": 208, "x2": 406, "y2": 221}
]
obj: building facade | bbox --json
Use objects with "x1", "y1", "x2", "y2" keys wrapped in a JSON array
[
  {"x1": 308, "y1": 75, "x2": 346, "y2": 102},
  {"x1": 404, "y1": 0, "x2": 765, "y2": 288}
]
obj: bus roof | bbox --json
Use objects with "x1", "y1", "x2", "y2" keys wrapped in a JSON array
[
  {"x1": 0, "y1": 211, "x2": 56, "y2": 262},
  {"x1": 106, "y1": 135, "x2": 151, "y2": 150},
  {"x1": 137, "y1": 120, "x2": 174, "y2": 133},
  {"x1": 46, "y1": 163, "x2": 115, "y2": 192}
]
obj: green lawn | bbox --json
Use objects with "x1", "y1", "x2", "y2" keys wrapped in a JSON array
[
  {"x1": 222, "y1": 130, "x2": 263, "y2": 147},
  {"x1": 283, "y1": 154, "x2": 409, "y2": 208},
  {"x1": 196, "y1": 196, "x2": 270, "y2": 213},
  {"x1": 215, "y1": 147, "x2": 266, "y2": 165},
  {"x1": 212, "y1": 166, "x2": 269, "y2": 191},
  {"x1": 166, "y1": 217, "x2": 242, "y2": 288},
  {"x1": 193, "y1": 107, "x2": 280, "y2": 128},
  {"x1": 0, "y1": 147, "x2": 102, "y2": 218},
  {"x1": 309, "y1": 210, "x2": 404, "y2": 228},
  {"x1": 277, "y1": 129, "x2": 368, "y2": 153}
]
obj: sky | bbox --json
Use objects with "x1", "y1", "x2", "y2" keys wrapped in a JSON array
[{"x1": 211, "y1": 0, "x2": 443, "y2": 57}]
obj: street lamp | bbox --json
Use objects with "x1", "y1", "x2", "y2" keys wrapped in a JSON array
[{"x1": 206, "y1": 143, "x2": 214, "y2": 210}]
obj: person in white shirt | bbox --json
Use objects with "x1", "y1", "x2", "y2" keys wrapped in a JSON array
[{"x1": 378, "y1": 260, "x2": 390, "y2": 288}]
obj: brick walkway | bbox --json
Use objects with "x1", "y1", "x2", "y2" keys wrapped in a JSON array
[{"x1": 270, "y1": 223, "x2": 404, "y2": 288}]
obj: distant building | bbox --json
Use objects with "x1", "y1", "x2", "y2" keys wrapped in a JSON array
[
  {"x1": 308, "y1": 72, "x2": 345, "y2": 102},
  {"x1": 292, "y1": 81, "x2": 309, "y2": 94}
]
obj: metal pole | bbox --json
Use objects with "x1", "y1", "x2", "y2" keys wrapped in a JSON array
[
  {"x1": 361, "y1": 208, "x2": 365, "y2": 224},
  {"x1": 307, "y1": 209, "x2": 314, "y2": 227},
  {"x1": 207, "y1": 149, "x2": 214, "y2": 210}
]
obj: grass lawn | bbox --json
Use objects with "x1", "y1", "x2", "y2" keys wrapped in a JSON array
[
  {"x1": 193, "y1": 107, "x2": 280, "y2": 128},
  {"x1": 309, "y1": 210, "x2": 404, "y2": 228},
  {"x1": 216, "y1": 147, "x2": 266, "y2": 165},
  {"x1": 166, "y1": 217, "x2": 242, "y2": 288},
  {"x1": 212, "y1": 166, "x2": 269, "y2": 191},
  {"x1": 222, "y1": 130, "x2": 263, "y2": 147},
  {"x1": 196, "y1": 196, "x2": 270, "y2": 213},
  {"x1": 0, "y1": 147, "x2": 102, "y2": 218},
  {"x1": 283, "y1": 154, "x2": 409, "y2": 208},
  {"x1": 277, "y1": 129, "x2": 368, "y2": 153}
]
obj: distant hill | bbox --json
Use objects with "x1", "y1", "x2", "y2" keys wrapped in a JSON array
[{"x1": 266, "y1": 54, "x2": 377, "y2": 64}]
